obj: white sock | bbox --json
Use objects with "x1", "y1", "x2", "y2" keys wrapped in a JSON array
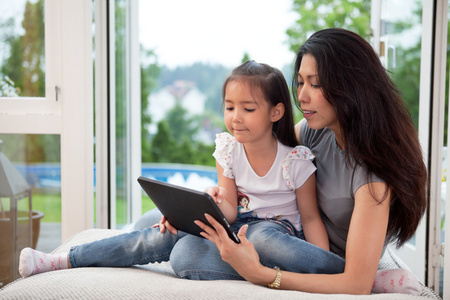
[
  {"x1": 371, "y1": 269, "x2": 422, "y2": 295},
  {"x1": 19, "y1": 247, "x2": 69, "y2": 278}
]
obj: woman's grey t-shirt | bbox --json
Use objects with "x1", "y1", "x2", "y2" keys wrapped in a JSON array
[{"x1": 300, "y1": 123, "x2": 384, "y2": 258}]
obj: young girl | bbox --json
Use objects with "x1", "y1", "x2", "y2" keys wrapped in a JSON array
[
  {"x1": 208, "y1": 60, "x2": 329, "y2": 250},
  {"x1": 18, "y1": 60, "x2": 328, "y2": 278}
]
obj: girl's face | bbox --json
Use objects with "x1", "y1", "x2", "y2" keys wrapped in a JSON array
[
  {"x1": 297, "y1": 54, "x2": 340, "y2": 134},
  {"x1": 224, "y1": 80, "x2": 279, "y2": 145}
]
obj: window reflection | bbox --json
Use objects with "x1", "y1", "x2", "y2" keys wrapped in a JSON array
[{"x1": 0, "y1": 134, "x2": 61, "y2": 286}]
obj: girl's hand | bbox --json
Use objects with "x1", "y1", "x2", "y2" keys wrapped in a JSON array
[
  {"x1": 194, "y1": 213, "x2": 262, "y2": 279},
  {"x1": 205, "y1": 186, "x2": 227, "y2": 206},
  {"x1": 151, "y1": 215, "x2": 178, "y2": 235}
]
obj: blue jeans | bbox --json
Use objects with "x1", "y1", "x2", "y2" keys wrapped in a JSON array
[
  {"x1": 69, "y1": 209, "x2": 345, "y2": 279},
  {"x1": 170, "y1": 216, "x2": 345, "y2": 280},
  {"x1": 69, "y1": 209, "x2": 188, "y2": 267}
]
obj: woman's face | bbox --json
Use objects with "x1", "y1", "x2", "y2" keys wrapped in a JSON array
[{"x1": 297, "y1": 54, "x2": 340, "y2": 134}]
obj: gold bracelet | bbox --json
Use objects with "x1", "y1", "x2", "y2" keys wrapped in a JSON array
[{"x1": 267, "y1": 267, "x2": 282, "y2": 289}]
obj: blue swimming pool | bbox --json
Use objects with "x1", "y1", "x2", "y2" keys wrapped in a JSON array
[{"x1": 14, "y1": 163, "x2": 217, "y2": 189}]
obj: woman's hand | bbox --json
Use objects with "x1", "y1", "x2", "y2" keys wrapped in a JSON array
[
  {"x1": 194, "y1": 213, "x2": 263, "y2": 280},
  {"x1": 151, "y1": 215, "x2": 178, "y2": 235}
]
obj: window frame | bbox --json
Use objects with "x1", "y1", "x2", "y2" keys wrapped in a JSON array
[
  {"x1": 0, "y1": 0, "x2": 95, "y2": 242},
  {"x1": 94, "y1": 0, "x2": 141, "y2": 229}
]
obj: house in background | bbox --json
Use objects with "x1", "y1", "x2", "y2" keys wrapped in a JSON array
[
  {"x1": 147, "y1": 80, "x2": 206, "y2": 135},
  {"x1": 147, "y1": 80, "x2": 219, "y2": 144}
]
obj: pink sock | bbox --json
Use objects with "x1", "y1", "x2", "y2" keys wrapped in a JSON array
[
  {"x1": 371, "y1": 269, "x2": 422, "y2": 295},
  {"x1": 19, "y1": 247, "x2": 69, "y2": 278}
]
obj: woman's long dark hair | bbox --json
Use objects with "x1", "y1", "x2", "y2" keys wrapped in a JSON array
[
  {"x1": 223, "y1": 60, "x2": 298, "y2": 147},
  {"x1": 292, "y1": 28, "x2": 427, "y2": 247}
]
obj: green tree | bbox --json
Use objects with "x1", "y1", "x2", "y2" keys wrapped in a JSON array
[
  {"x1": 141, "y1": 49, "x2": 160, "y2": 162},
  {"x1": 241, "y1": 52, "x2": 251, "y2": 63},
  {"x1": 285, "y1": 0, "x2": 424, "y2": 129},
  {"x1": 1, "y1": 0, "x2": 44, "y2": 97},
  {"x1": 285, "y1": 0, "x2": 371, "y2": 125},
  {"x1": 195, "y1": 142, "x2": 216, "y2": 167},
  {"x1": 286, "y1": 0, "x2": 371, "y2": 53},
  {"x1": 21, "y1": 0, "x2": 45, "y2": 97},
  {"x1": 150, "y1": 121, "x2": 177, "y2": 162},
  {"x1": 147, "y1": 102, "x2": 216, "y2": 166},
  {"x1": 170, "y1": 138, "x2": 194, "y2": 163},
  {"x1": 165, "y1": 102, "x2": 198, "y2": 142},
  {"x1": 389, "y1": 40, "x2": 421, "y2": 127},
  {"x1": 1, "y1": 17, "x2": 22, "y2": 93}
]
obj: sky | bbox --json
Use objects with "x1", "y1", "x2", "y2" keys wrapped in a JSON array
[
  {"x1": 138, "y1": 0, "x2": 298, "y2": 70},
  {"x1": 1, "y1": 1, "x2": 420, "y2": 71},
  {"x1": 0, "y1": 0, "x2": 296, "y2": 71}
]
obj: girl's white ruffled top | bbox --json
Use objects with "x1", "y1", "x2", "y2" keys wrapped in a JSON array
[{"x1": 213, "y1": 132, "x2": 316, "y2": 230}]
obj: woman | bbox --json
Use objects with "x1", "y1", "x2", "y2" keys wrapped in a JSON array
[{"x1": 172, "y1": 28, "x2": 427, "y2": 294}]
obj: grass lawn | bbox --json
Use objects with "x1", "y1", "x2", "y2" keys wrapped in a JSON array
[
  {"x1": 142, "y1": 197, "x2": 157, "y2": 212},
  {"x1": 1, "y1": 193, "x2": 61, "y2": 223}
]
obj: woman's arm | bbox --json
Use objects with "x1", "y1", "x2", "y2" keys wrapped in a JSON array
[
  {"x1": 197, "y1": 181, "x2": 391, "y2": 295},
  {"x1": 296, "y1": 174, "x2": 329, "y2": 251}
]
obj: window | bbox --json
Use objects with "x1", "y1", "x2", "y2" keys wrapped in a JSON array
[
  {"x1": 94, "y1": 0, "x2": 141, "y2": 229},
  {"x1": 0, "y1": 0, "x2": 62, "y2": 286},
  {"x1": 137, "y1": 0, "x2": 296, "y2": 206},
  {"x1": 0, "y1": 0, "x2": 94, "y2": 285}
]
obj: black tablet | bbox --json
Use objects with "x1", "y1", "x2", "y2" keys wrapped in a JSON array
[{"x1": 137, "y1": 176, "x2": 240, "y2": 243}]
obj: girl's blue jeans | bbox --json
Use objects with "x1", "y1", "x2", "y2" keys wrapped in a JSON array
[{"x1": 69, "y1": 209, "x2": 345, "y2": 280}]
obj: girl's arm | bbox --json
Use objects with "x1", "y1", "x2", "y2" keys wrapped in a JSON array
[
  {"x1": 197, "y1": 181, "x2": 391, "y2": 295},
  {"x1": 212, "y1": 161, "x2": 238, "y2": 224},
  {"x1": 296, "y1": 174, "x2": 329, "y2": 251}
]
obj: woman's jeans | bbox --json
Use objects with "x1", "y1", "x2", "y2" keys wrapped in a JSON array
[{"x1": 69, "y1": 209, "x2": 345, "y2": 280}]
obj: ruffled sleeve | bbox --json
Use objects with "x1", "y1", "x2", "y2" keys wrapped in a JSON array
[
  {"x1": 212, "y1": 132, "x2": 236, "y2": 179},
  {"x1": 282, "y1": 146, "x2": 316, "y2": 190}
]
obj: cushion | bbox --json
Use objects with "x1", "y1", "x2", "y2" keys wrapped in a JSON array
[{"x1": 0, "y1": 229, "x2": 441, "y2": 299}]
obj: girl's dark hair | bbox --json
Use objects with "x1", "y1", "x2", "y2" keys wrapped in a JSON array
[
  {"x1": 223, "y1": 60, "x2": 297, "y2": 147},
  {"x1": 292, "y1": 28, "x2": 427, "y2": 247}
]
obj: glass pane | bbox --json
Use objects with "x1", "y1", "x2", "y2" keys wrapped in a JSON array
[
  {"x1": 442, "y1": 147, "x2": 446, "y2": 298},
  {"x1": 379, "y1": 0, "x2": 422, "y2": 245},
  {"x1": 380, "y1": 0, "x2": 422, "y2": 128},
  {"x1": 0, "y1": 134, "x2": 61, "y2": 287},
  {"x1": 138, "y1": 0, "x2": 296, "y2": 213},
  {"x1": 441, "y1": 1, "x2": 450, "y2": 296},
  {"x1": 115, "y1": 0, "x2": 129, "y2": 228},
  {"x1": 0, "y1": 0, "x2": 45, "y2": 98}
]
